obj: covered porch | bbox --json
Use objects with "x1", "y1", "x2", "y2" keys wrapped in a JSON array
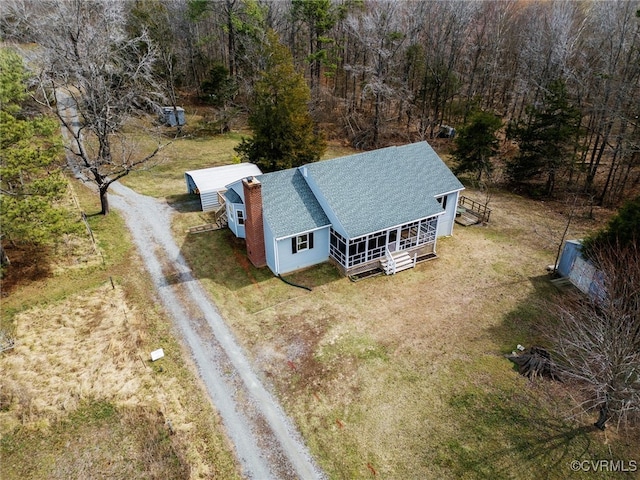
[{"x1": 329, "y1": 216, "x2": 439, "y2": 276}]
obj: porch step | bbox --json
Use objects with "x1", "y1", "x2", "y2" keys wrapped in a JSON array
[
  {"x1": 186, "y1": 223, "x2": 219, "y2": 234},
  {"x1": 216, "y1": 211, "x2": 228, "y2": 228},
  {"x1": 381, "y1": 251, "x2": 415, "y2": 275}
]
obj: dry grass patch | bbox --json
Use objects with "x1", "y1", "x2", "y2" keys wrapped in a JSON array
[
  {"x1": 0, "y1": 279, "x2": 241, "y2": 479},
  {"x1": 1, "y1": 283, "x2": 150, "y2": 428},
  {"x1": 2, "y1": 402, "x2": 189, "y2": 479}
]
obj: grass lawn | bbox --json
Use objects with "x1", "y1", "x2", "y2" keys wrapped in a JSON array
[
  {"x1": 131, "y1": 130, "x2": 638, "y2": 479},
  {"x1": 172, "y1": 196, "x2": 639, "y2": 479},
  {"x1": 4, "y1": 125, "x2": 637, "y2": 479},
  {"x1": 119, "y1": 131, "x2": 362, "y2": 199}
]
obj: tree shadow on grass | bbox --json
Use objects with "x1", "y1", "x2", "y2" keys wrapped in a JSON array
[
  {"x1": 455, "y1": 273, "x2": 639, "y2": 479},
  {"x1": 441, "y1": 386, "x2": 620, "y2": 480},
  {"x1": 1, "y1": 244, "x2": 53, "y2": 296},
  {"x1": 484, "y1": 274, "x2": 557, "y2": 353}
]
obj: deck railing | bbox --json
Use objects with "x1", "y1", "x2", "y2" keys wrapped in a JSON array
[{"x1": 458, "y1": 196, "x2": 491, "y2": 223}]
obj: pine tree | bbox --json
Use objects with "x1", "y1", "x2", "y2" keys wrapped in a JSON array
[
  {"x1": 235, "y1": 30, "x2": 325, "y2": 172},
  {"x1": 452, "y1": 110, "x2": 502, "y2": 181},
  {"x1": 581, "y1": 195, "x2": 640, "y2": 259},
  {"x1": 506, "y1": 80, "x2": 582, "y2": 197},
  {"x1": 0, "y1": 48, "x2": 77, "y2": 268}
]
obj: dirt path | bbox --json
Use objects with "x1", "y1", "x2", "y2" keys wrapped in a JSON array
[{"x1": 57, "y1": 92, "x2": 324, "y2": 480}]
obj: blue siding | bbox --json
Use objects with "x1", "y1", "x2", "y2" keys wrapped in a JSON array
[
  {"x1": 227, "y1": 180, "x2": 245, "y2": 203},
  {"x1": 557, "y1": 240, "x2": 582, "y2": 277},
  {"x1": 272, "y1": 227, "x2": 330, "y2": 275},
  {"x1": 436, "y1": 191, "x2": 461, "y2": 237},
  {"x1": 264, "y1": 221, "x2": 277, "y2": 273},
  {"x1": 226, "y1": 202, "x2": 246, "y2": 238},
  {"x1": 185, "y1": 173, "x2": 197, "y2": 194}
]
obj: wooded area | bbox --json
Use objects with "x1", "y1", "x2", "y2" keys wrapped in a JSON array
[
  {"x1": 2, "y1": 3, "x2": 640, "y2": 472},
  {"x1": 3, "y1": 0, "x2": 638, "y2": 206}
]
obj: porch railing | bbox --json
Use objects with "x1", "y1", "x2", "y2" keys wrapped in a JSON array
[{"x1": 458, "y1": 196, "x2": 491, "y2": 223}]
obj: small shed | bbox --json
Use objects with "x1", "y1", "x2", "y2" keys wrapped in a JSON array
[
  {"x1": 556, "y1": 239, "x2": 605, "y2": 299},
  {"x1": 185, "y1": 163, "x2": 262, "y2": 212},
  {"x1": 162, "y1": 106, "x2": 185, "y2": 127},
  {"x1": 556, "y1": 239, "x2": 582, "y2": 277}
]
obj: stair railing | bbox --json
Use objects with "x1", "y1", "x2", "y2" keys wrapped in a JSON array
[{"x1": 385, "y1": 248, "x2": 396, "y2": 275}]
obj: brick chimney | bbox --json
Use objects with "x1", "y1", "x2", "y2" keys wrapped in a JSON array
[{"x1": 242, "y1": 176, "x2": 267, "y2": 267}]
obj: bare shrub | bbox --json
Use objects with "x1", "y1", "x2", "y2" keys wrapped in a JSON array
[{"x1": 545, "y1": 241, "x2": 640, "y2": 430}]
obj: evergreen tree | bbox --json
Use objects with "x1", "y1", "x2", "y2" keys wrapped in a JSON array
[
  {"x1": 291, "y1": 0, "x2": 341, "y2": 93},
  {"x1": 235, "y1": 30, "x2": 325, "y2": 172},
  {"x1": 452, "y1": 110, "x2": 502, "y2": 181},
  {"x1": 0, "y1": 49, "x2": 77, "y2": 268},
  {"x1": 506, "y1": 80, "x2": 582, "y2": 196},
  {"x1": 201, "y1": 63, "x2": 237, "y2": 107},
  {"x1": 581, "y1": 195, "x2": 640, "y2": 260}
]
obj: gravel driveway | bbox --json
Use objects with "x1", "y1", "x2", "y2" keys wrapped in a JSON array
[
  {"x1": 57, "y1": 92, "x2": 324, "y2": 479},
  {"x1": 110, "y1": 184, "x2": 323, "y2": 480}
]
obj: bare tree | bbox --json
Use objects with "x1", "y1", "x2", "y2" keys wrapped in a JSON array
[
  {"x1": 410, "y1": 0, "x2": 477, "y2": 138},
  {"x1": 4, "y1": 0, "x2": 168, "y2": 214},
  {"x1": 580, "y1": 1, "x2": 640, "y2": 203},
  {"x1": 547, "y1": 241, "x2": 640, "y2": 430},
  {"x1": 343, "y1": 0, "x2": 407, "y2": 147}
]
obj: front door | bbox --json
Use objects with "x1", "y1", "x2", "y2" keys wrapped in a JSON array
[{"x1": 387, "y1": 228, "x2": 398, "y2": 252}]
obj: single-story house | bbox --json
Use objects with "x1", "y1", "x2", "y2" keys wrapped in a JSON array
[
  {"x1": 224, "y1": 141, "x2": 465, "y2": 276},
  {"x1": 185, "y1": 163, "x2": 262, "y2": 212}
]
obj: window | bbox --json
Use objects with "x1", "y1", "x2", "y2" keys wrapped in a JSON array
[
  {"x1": 348, "y1": 236, "x2": 368, "y2": 267},
  {"x1": 366, "y1": 231, "x2": 387, "y2": 261},
  {"x1": 419, "y1": 217, "x2": 437, "y2": 244},
  {"x1": 329, "y1": 229, "x2": 347, "y2": 266},
  {"x1": 399, "y1": 221, "x2": 419, "y2": 249},
  {"x1": 236, "y1": 210, "x2": 244, "y2": 225},
  {"x1": 291, "y1": 232, "x2": 314, "y2": 253},
  {"x1": 437, "y1": 195, "x2": 448, "y2": 210}
]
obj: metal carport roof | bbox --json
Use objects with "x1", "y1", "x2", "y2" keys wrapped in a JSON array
[{"x1": 185, "y1": 163, "x2": 262, "y2": 211}]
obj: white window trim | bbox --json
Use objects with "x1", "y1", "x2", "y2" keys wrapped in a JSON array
[{"x1": 296, "y1": 233, "x2": 310, "y2": 252}]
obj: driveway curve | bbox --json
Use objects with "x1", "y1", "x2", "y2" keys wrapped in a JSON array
[{"x1": 57, "y1": 91, "x2": 324, "y2": 480}]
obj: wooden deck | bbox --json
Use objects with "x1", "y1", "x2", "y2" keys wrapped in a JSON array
[
  {"x1": 345, "y1": 245, "x2": 437, "y2": 280},
  {"x1": 456, "y1": 196, "x2": 491, "y2": 226},
  {"x1": 455, "y1": 209, "x2": 482, "y2": 226}
]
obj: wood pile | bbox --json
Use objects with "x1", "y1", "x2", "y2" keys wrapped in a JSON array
[{"x1": 506, "y1": 346, "x2": 560, "y2": 380}]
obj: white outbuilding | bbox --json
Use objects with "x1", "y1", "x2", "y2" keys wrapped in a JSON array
[{"x1": 185, "y1": 163, "x2": 262, "y2": 212}]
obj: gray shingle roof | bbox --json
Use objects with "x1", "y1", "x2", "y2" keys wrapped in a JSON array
[
  {"x1": 304, "y1": 142, "x2": 464, "y2": 238},
  {"x1": 259, "y1": 168, "x2": 331, "y2": 239},
  {"x1": 223, "y1": 188, "x2": 242, "y2": 204}
]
